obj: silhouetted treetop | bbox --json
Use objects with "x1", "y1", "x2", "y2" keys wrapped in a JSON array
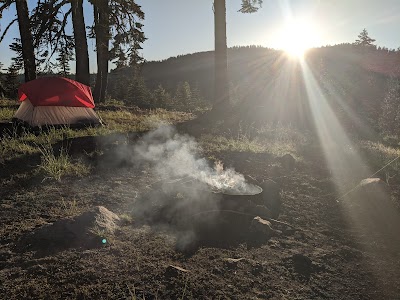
[
  {"x1": 354, "y1": 28, "x2": 376, "y2": 47},
  {"x1": 239, "y1": 0, "x2": 263, "y2": 13}
]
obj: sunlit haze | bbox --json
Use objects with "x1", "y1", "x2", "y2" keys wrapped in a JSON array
[
  {"x1": 275, "y1": 18, "x2": 321, "y2": 57},
  {"x1": 1, "y1": 0, "x2": 400, "y2": 69}
]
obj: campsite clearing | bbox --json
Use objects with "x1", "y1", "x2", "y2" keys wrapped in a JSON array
[{"x1": 1, "y1": 104, "x2": 400, "y2": 299}]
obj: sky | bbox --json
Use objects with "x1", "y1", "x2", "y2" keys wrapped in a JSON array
[{"x1": 1, "y1": 0, "x2": 400, "y2": 71}]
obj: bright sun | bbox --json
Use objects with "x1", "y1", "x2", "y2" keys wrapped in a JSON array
[{"x1": 277, "y1": 19, "x2": 320, "y2": 58}]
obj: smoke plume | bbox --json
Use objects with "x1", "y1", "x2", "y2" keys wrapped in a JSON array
[{"x1": 133, "y1": 125, "x2": 259, "y2": 194}]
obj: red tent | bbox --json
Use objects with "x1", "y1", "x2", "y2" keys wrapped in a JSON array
[
  {"x1": 18, "y1": 77, "x2": 95, "y2": 108},
  {"x1": 14, "y1": 77, "x2": 100, "y2": 127}
]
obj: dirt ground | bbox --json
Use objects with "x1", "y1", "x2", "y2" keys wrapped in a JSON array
[{"x1": 1, "y1": 124, "x2": 400, "y2": 299}]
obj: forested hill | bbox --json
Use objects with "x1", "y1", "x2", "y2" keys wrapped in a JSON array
[
  {"x1": 140, "y1": 45, "x2": 400, "y2": 98},
  {"x1": 141, "y1": 46, "x2": 282, "y2": 100},
  {"x1": 118, "y1": 45, "x2": 399, "y2": 131}
]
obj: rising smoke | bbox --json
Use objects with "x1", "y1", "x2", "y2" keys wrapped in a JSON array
[
  {"x1": 109, "y1": 125, "x2": 262, "y2": 250},
  {"x1": 133, "y1": 125, "x2": 260, "y2": 194}
]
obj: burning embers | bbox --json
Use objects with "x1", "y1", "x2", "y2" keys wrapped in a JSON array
[{"x1": 202, "y1": 161, "x2": 262, "y2": 195}]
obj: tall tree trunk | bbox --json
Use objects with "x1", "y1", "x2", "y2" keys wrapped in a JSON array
[
  {"x1": 93, "y1": 0, "x2": 109, "y2": 103},
  {"x1": 213, "y1": 0, "x2": 229, "y2": 111},
  {"x1": 15, "y1": 0, "x2": 36, "y2": 82},
  {"x1": 71, "y1": 0, "x2": 90, "y2": 86}
]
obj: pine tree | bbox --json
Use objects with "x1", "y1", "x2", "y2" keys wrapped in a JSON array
[
  {"x1": 174, "y1": 81, "x2": 192, "y2": 108},
  {"x1": 354, "y1": 28, "x2": 376, "y2": 47},
  {"x1": 90, "y1": 0, "x2": 146, "y2": 102},
  {"x1": 239, "y1": 0, "x2": 263, "y2": 13},
  {"x1": 71, "y1": 0, "x2": 90, "y2": 86},
  {"x1": 182, "y1": 81, "x2": 192, "y2": 106},
  {"x1": 126, "y1": 68, "x2": 151, "y2": 107},
  {"x1": 55, "y1": 44, "x2": 74, "y2": 77},
  {"x1": 191, "y1": 82, "x2": 207, "y2": 108},
  {"x1": 113, "y1": 47, "x2": 128, "y2": 69},
  {"x1": 32, "y1": 0, "x2": 90, "y2": 84},
  {"x1": 3, "y1": 65, "x2": 20, "y2": 98},
  {"x1": 153, "y1": 84, "x2": 171, "y2": 108},
  {"x1": 0, "y1": 62, "x2": 5, "y2": 98},
  {"x1": 0, "y1": 0, "x2": 37, "y2": 81},
  {"x1": 15, "y1": 0, "x2": 36, "y2": 81},
  {"x1": 9, "y1": 39, "x2": 24, "y2": 71},
  {"x1": 213, "y1": 0, "x2": 262, "y2": 113},
  {"x1": 109, "y1": 69, "x2": 129, "y2": 102}
]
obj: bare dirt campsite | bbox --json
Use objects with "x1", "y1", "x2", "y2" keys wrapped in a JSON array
[
  {"x1": 1, "y1": 97, "x2": 400, "y2": 299},
  {"x1": 1, "y1": 0, "x2": 400, "y2": 299}
]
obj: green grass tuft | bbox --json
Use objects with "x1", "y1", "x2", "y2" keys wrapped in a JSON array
[{"x1": 37, "y1": 144, "x2": 90, "y2": 181}]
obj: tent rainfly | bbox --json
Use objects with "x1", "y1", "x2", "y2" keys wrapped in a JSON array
[{"x1": 13, "y1": 77, "x2": 101, "y2": 127}]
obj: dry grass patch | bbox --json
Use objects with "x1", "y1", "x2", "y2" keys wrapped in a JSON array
[
  {"x1": 1, "y1": 108, "x2": 191, "y2": 162},
  {"x1": 0, "y1": 98, "x2": 18, "y2": 122},
  {"x1": 0, "y1": 130, "x2": 37, "y2": 163},
  {"x1": 38, "y1": 144, "x2": 90, "y2": 181},
  {"x1": 360, "y1": 140, "x2": 400, "y2": 181},
  {"x1": 0, "y1": 107, "x2": 16, "y2": 121},
  {"x1": 98, "y1": 108, "x2": 192, "y2": 133},
  {"x1": 0, "y1": 98, "x2": 18, "y2": 106},
  {"x1": 200, "y1": 123, "x2": 308, "y2": 159},
  {"x1": 200, "y1": 134, "x2": 266, "y2": 153}
]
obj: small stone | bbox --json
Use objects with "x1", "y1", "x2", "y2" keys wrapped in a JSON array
[
  {"x1": 347, "y1": 178, "x2": 393, "y2": 211},
  {"x1": 164, "y1": 265, "x2": 189, "y2": 278},
  {"x1": 292, "y1": 253, "x2": 312, "y2": 274},
  {"x1": 18, "y1": 206, "x2": 121, "y2": 254},
  {"x1": 352, "y1": 178, "x2": 389, "y2": 199},
  {"x1": 250, "y1": 216, "x2": 273, "y2": 237},
  {"x1": 223, "y1": 258, "x2": 244, "y2": 269},
  {"x1": 224, "y1": 257, "x2": 245, "y2": 263},
  {"x1": 359, "y1": 177, "x2": 387, "y2": 188},
  {"x1": 278, "y1": 154, "x2": 296, "y2": 171}
]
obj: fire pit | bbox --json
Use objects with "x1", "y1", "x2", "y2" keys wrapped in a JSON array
[
  {"x1": 160, "y1": 175, "x2": 279, "y2": 215},
  {"x1": 134, "y1": 174, "x2": 280, "y2": 250}
]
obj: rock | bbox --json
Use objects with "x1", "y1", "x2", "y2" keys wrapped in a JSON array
[
  {"x1": 164, "y1": 265, "x2": 189, "y2": 278},
  {"x1": 223, "y1": 257, "x2": 244, "y2": 269},
  {"x1": 347, "y1": 178, "x2": 390, "y2": 207},
  {"x1": 250, "y1": 216, "x2": 274, "y2": 237},
  {"x1": 292, "y1": 254, "x2": 312, "y2": 275},
  {"x1": 346, "y1": 178, "x2": 400, "y2": 240},
  {"x1": 224, "y1": 257, "x2": 245, "y2": 263},
  {"x1": 18, "y1": 206, "x2": 120, "y2": 254},
  {"x1": 244, "y1": 176, "x2": 281, "y2": 218},
  {"x1": 347, "y1": 178, "x2": 392, "y2": 210},
  {"x1": 278, "y1": 154, "x2": 296, "y2": 171},
  {"x1": 359, "y1": 177, "x2": 388, "y2": 188}
]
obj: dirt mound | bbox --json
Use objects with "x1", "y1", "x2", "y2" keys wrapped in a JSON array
[{"x1": 17, "y1": 206, "x2": 120, "y2": 255}]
